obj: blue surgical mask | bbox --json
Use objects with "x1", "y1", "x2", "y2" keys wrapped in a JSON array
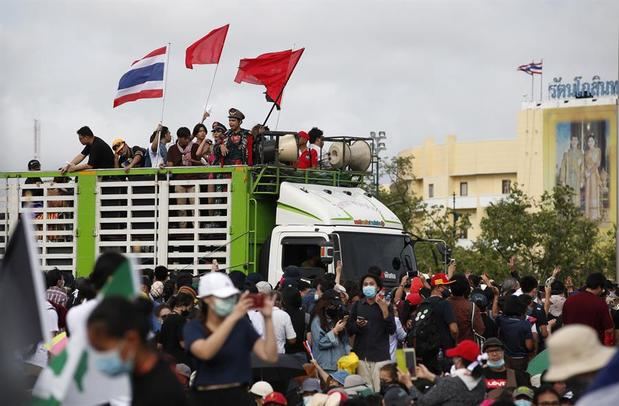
[
  {"x1": 94, "y1": 347, "x2": 133, "y2": 377},
  {"x1": 514, "y1": 400, "x2": 531, "y2": 406},
  {"x1": 213, "y1": 296, "x2": 237, "y2": 317},
  {"x1": 363, "y1": 285, "x2": 377, "y2": 298},
  {"x1": 487, "y1": 358, "x2": 505, "y2": 369}
]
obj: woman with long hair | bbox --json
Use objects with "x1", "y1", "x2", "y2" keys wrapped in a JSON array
[
  {"x1": 87, "y1": 297, "x2": 188, "y2": 406},
  {"x1": 310, "y1": 289, "x2": 350, "y2": 372},
  {"x1": 183, "y1": 272, "x2": 277, "y2": 404}
]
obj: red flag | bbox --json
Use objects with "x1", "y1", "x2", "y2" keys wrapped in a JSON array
[
  {"x1": 185, "y1": 24, "x2": 230, "y2": 69},
  {"x1": 234, "y1": 48, "x2": 304, "y2": 107}
]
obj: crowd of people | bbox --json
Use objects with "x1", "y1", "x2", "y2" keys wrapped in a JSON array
[
  {"x1": 46, "y1": 107, "x2": 325, "y2": 174},
  {"x1": 25, "y1": 252, "x2": 619, "y2": 405}
]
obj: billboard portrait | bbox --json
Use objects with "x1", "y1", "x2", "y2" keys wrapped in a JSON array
[
  {"x1": 556, "y1": 120, "x2": 609, "y2": 221},
  {"x1": 544, "y1": 103, "x2": 617, "y2": 225}
]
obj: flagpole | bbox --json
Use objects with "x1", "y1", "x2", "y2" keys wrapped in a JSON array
[
  {"x1": 539, "y1": 59, "x2": 544, "y2": 102},
  {"x1": 531, "y1": 63, "x2": 535, "y2": 103},
  {"x1": 154, "y1": 42, "x2": 170, "y2": 267},
  {"x1": 202, "y1": 63, "x2": 220, "y2": 121}
]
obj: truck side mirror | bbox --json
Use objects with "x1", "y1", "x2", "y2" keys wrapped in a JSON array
[{"x1": 320, "y1": 241, "x2": 334, "y2": 264}]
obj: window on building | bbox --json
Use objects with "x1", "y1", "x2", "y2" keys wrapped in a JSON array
[
  {"x1": 459, "y1": 227, "x2": 469, "y2": 240},
  {"x1": 459, "y1": 182, "x2": 468, "y2": 197},
  {"x1": 428, "y1": 184, "x2": 434, "y2": 198},
  {"x1": 502, "y1": 180, "x2": 511, "y2": 194}
]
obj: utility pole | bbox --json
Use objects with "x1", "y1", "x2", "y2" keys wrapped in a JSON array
[{"x1": 452, "y1": 191, "x2": 457, "y2": 241}]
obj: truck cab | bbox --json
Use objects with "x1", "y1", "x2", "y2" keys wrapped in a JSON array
[{"x1": 262, "y1": 182, "x2": 415, "y2": 286}]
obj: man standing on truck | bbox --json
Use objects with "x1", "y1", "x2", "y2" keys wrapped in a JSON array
[
  {"x1": 217, "y1": 108, "x2": 249, "y2": 164},
  {"x1": 59, "y1": 126, "x2": 115, "y2": 174},
  {"x1": 308, "y1": 127, "x2": 325, "y2": 168}
]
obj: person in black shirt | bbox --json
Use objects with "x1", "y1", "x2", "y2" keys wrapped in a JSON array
[
  {"x1": 158, "y1": 292, "x2": 194, "y2": 366},
  {"x1": 346, "y1": 272, "x2": 396, "y2": 391},
  {"x1": 87, "y1": 297, "x2": 188, "y2": 406},
  {"x1": 111, "y1": 137, "x2": 146, "y2": 172},
  {"x1": 60, "y1": 126, "x2": 115, "y2": 174}
]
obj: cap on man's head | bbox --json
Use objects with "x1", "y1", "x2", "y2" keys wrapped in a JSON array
[
  {"x1": 249, "y1": 381, "x2": 274, "y2": 397},
  {"x1": 301, "y1": 378, "x2": 321, "y2": 394},
  {"x1": 431, "y1": 273, "x2": 454, "y2": 287},
  {"x1": 298, "y1": 131, "x2": 310, "y2": 141},
  {"x1": 28, "y1": 159, "x2": 41, "y2": 170},
  {"x1": 111, "y1": 138, "x2": 125, "y2": 152},
  {"x1": 256, "y1": 281, "x2": 273, "y2": 295},
  {"x1": 482, "y1": 337, "x2": 504, "y2": 352},
  {"x1": 445, "y1": 339, "x2": 480, "y2": 362},
  {"x1": 198, "y1": 272, "x2": 240, "y2": 298},
  {"x1": 513, "y1": 386, "x2": 534, "y2": 400},
  {"x1": 263, "y1": 391, "x2": 287, "y2": 405},
  {"x1": 212, "y1": 121, "x2": 228, "y2": 133},
  {"x1": 228, "y1": 108, "x2": 245, "y2": 120},
  {"x1": 544, "y1": 324, "x2": 616, "y2": 382}
]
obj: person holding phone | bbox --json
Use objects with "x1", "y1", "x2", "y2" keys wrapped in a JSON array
[
  {"x1": 310, "y1": 290, "x2": 351, "y2": 373},
  {"x1": 346, "y1": 271, "x2": 396, "y2": 391},
  {"x1": 183, "y1": 272, "x2": 278, "y2": 404}
]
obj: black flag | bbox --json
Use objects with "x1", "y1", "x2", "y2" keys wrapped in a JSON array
[{"x1": 0, "y1": 213, "x2": 49, "y2": 351}]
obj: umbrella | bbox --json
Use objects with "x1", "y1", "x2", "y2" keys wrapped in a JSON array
[
  {"x1": 527, "y1": 349, "x2": 549, "y2": 376},
  {"x1": 251, "y1": 353, "x2": 306, "y2": 382}
]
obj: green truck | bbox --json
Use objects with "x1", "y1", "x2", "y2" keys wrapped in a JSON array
[{"x1": 0, "y1": 164, "x2": 420, "y2": 286}]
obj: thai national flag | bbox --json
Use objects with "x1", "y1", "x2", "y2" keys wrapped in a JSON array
[
  {"x1": 113, "y1": 46, "x2": 167, "y2": 108},
  {"x1": 517, "y1": 61, "x2": 543, "y2": 76}
]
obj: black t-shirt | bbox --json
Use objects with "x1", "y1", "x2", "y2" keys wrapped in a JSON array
[
  {"x1": 482, "y1": 367, "x2": 530, "y2": 392},
  {"x1": 183, "y1": 317, "x2": 260, "y2": 386},
  {"x1": 131, "y1": 356, "x2": 188, "y2": 406},
  {"x1": 118, "y1": 145, "x2": 146, "y2": 168},
  {"x1": 158, "y1": 313, "x2": 190, "y2": 366},
  {"x1": 285, "y1": 307, "x2": 306, "y2": 354},
  {"x1": 426, "y1": 296, "x2": 456, "y2": 350},
  {"x1": 81, "y1": 137, "x2": 115, "y2": 169}
]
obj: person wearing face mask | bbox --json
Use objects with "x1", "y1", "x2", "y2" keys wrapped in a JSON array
[
  {"x1": 310, "y1": 290, "x2": 351, "y2": 373},
  {"x1": 346, "y1": 272, "x2": 395, "y2": 391},
  {"x1": 182, "y1": 272, "x2": 278, "y2": 404},
  {"x1": 481, "y1": 338, "x2": 530, "y2": 398},
  {"x1": 512, "y1": 386, "x2": 535, "y2": 406},
  {"x1": 87, "y1": 297, "x2": 188, "y2": 406},
  {"x1": 158, "y1": 292, "x2": 194, "y2": 366}
]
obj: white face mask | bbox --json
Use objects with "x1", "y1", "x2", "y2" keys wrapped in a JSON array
[{"x1": 514, "y1": 400, "x2": 532, "y2": 406}]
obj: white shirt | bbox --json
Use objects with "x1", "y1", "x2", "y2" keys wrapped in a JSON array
[
  {"x1": 389, "y1": 317, "x2": 408, "y2": 361},
  {"x1": 248, "y1": 306, "x2": 297, "y2": 354}
]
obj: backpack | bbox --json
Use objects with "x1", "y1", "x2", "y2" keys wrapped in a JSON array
[{"x1": 410, "y1": 300, "x2": 440, "y2": 354}]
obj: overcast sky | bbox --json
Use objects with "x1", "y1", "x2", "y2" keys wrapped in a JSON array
[{"x1": 1, "y1": 0, "x2": 618, "y2": 171}]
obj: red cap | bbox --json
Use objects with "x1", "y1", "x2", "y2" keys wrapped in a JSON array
[
  {"x1": 411, "y1": 276, "x2": 424, "y2": 293},
  {"x1": 445, "y1": 339, "x2": 480, "y2": 362},
  {"x1": 430, "y1": 273, "x2": 454, "y2": 287},
  {"x1": 298, "y1": 131, "x2": 309, "y2": 141},
  {"x1": 264, "y1": 392, "x2": 287, "y2": 406},
  {"x1": 406, "y1": 292, "x2": 422, "y2": 306}
]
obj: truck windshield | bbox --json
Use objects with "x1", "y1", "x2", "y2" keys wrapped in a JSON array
[{"x1": 335, "y1": 231, "x2": 414, "y2": 287}]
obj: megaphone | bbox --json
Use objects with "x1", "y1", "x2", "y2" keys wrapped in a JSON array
[
  {"x1": 349, "y1": 140, "x2": 372, "y2": 171},
  {"x1": 255, "y1": 137, "x2": 276, "y2": 164},
  {"x1": 328, "y1": 142, "x2": 351, "y2": 169},
  {"x1": 278, "y1": 134, "x2": 298, "y2": 162}
]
